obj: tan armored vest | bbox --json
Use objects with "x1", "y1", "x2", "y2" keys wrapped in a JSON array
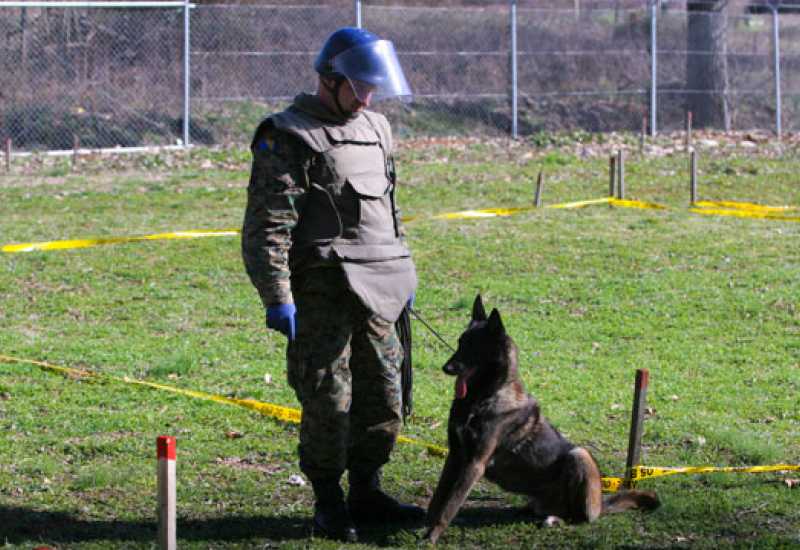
[{"x1": 270, "y1": 106, "x2": 417, "y2": 323}]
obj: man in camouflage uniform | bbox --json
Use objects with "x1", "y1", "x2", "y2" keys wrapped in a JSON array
[{"x1": 241, "y1": 27, "x2": 422, "y2": 542}]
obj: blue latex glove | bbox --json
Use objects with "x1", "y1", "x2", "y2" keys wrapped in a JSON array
[
  {"x1": 266, "y1": 303, "x2": 296, "y2": 341},
  {"x1": 407, "y1": 292, "x2": 415, "y2": 310}
]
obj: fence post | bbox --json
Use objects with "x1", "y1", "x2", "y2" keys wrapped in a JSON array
[
  {"x1": 772, "y1": 6, "x2": 782, "y2": 140},
  {"x1": 4, "y1": 138, "x2": 10, "y2": 173},
  {"x1": 650, "y1": 0, "x2": 658, "y2": 137},
  {"x1": 355, "y1": 0, "x2": 362, "y2": 28},
  {"x1": 509, "y1": 0, "x2": 518, "y2": 139},
  {"x1": 183, "y1": 0, "x2": 191, "y2": 148}
]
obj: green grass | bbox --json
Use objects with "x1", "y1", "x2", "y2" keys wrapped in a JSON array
[{"x1": 1, "y1": 136, "x2": 799, "y2": 548}]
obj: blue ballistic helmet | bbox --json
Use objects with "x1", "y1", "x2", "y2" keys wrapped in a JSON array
[{"x1": 314, "y1": 27, "x2": 412, "y2": 102}]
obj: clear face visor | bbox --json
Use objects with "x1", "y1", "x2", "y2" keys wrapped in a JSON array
[
  {"x1": 331, "y1": 40, "x2": 412, "y2": 103},
  {"x1": 346, "y1": 79, "x2": 378, "y2": 104}
]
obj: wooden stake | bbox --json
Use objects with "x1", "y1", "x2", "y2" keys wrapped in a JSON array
[
  {"x1": 616, "y1": 149, "x2": 625, "y2": 200},
  {"x1": 690, "y1": 149, "x2": 698, "y2": 205},
  {"x1": 609, "y1": 155, "x2": 616, "y2": 199},
  {"x1": 4, "y1": 138, "x2": 10, "y2": 172},
  {"x1": 685, "y1": 111, "x2": 693, "y2": 151},
  {"x1": 157, "y1": 436, "x2": 177, "y2": 550},
  {"x1": 534, "y1": 171, "x2": 544, "y2": 207},
  {"x1": 624, "y1": 369, "x2": 650, "y2": 489}
]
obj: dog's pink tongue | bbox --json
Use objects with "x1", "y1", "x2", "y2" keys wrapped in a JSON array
[{"x1": 455, "y1": 375, "x2": 468, "y2": 399}]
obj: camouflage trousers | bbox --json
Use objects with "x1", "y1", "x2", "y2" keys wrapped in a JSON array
[{"x1": 287, "y1": 267, "x2": 404, "y2": 483}]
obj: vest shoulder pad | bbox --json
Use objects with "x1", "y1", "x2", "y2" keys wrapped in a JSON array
[
  {"x1": 361, "y1": 110, "x2": 393, "y2": 154},
  {"x1": 269, "y1": 108, "x2": 331, "y2": 153}
]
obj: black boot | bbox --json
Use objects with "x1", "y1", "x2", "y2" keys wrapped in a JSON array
[
  {"x1": 347, "y1": 470, "x2": 425, "y2": 524},
  {"x1": 311, "y1": 479, "x2": 358, "y2": 542}
]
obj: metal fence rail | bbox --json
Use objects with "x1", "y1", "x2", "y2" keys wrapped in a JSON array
[{"x1": 1, "y1": 0, "x2": 798, "y2": 153}]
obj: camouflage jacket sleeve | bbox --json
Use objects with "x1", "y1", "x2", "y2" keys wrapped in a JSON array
[{"x1": 241, "y1": 120, "x2": 311, "y2": 307}]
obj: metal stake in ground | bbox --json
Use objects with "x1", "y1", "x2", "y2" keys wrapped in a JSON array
[
  {"x1": 534, "y1": 171, "x2": 544, "y2": 207},
  {"x1": 157, "y1": 436, "x2": 177, "y2": 550},
  {"x1": 616, "y1": 150, "x2": 625, "y2": 200},
  {"x1": 624, "y1": 369, "x2": 649, "y2": 489},
  {"x1": 4, "y1": 138, "x2": 10, "y2": 173},
  {"x1": 690, "y1": 150, "x2": 698, "y2": 205},
  {"x1": 609, "y1": 155, "x2": 616, "y2": 199}
]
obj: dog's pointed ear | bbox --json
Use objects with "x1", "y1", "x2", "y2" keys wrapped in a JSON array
[
  {"x1": 487, "y1": 308, "x2": 505, "y2": 336},
  {"x1": 471, "y1": 294, "x2": 487, "y2": 323}
]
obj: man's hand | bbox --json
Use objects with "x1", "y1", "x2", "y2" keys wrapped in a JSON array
[
  {"x1": 407, "y1": 292, "x2": 415, "y2": 310},
  {"x1": 266, "y1": 303, "x2": 296, "y2": 340}
]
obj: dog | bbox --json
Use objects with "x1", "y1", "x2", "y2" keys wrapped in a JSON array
[{"x1": 423, "y1": 295, "x2": 659, "y2": 544}]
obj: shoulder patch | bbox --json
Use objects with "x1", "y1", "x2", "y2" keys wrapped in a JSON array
[{"x1": 256, "y1": 135, "x2": 280, "y2": 155}]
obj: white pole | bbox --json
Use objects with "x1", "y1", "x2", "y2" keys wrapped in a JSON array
[
  {"x1": 510, "y1": 0, "x2": 518, "y2": 139},
  {"x1": 355, "y1": 0, "x2": 362, "y2": 28},
  {"x1": 650, "y1": 0, "x2": 658, "y2": 136},
  {"x1": 157, "y1": 436, "x2": 177, "y2": 550},
  {"x1": 183, "y1": 0, "x2": 191, "y2": 147},
  {"x1": 772, "y1": 7, "x2": 782, "y2": 139}
]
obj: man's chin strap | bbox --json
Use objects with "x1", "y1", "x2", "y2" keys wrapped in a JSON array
[{"x1": 322, "y1": 76, "x2": 350, "y2": 118}]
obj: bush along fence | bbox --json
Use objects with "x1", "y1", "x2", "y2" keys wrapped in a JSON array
[{"x1": 1, "y1": 1, "x2": 799, "y2": 153}]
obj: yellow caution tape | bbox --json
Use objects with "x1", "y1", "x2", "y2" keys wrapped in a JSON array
[
  {"x1": 431, "y1": 207, "x2": 531, "y2": 220},
  {"x1": 0, "y1": 354, "x2": 443, "y2": 457},
  {"x1": 609, "y1": 198, "x2": 668, "y2": 210},
  {"x1": 1, "y1": 229, "x2": 240, "y2": 253},
  {"x1": 601, "y1": 476, "x2": 624, "y2": 493},
  {"x1": 546, "y1": 197, "x2": 612, "y2": 209},
  {"x1": 694, "y1": 200, "x2": 798, "y2": 213},
  {"x1": 5, "y1": 197, "x2": 798, "y2": 254},
  {"x1": 599, "y1": 463, "x2": 800, "y2": 493},
  {"x1": 632, "y1": 464, "x2": 800, "y2": 481},
  {"x1": 689, "y1": 207, "x2": 800, "y2": 223},
  {"x1": 4, "y1": 354, "x2": 796, "y2": 492}
]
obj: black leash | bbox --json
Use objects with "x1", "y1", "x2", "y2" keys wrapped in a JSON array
[
  {"x1": 408, "y1": 307, "x2": 456, "y2": 353},
  {"x1": 396, "y1": 306, "x2": 413, "y2": 421}
]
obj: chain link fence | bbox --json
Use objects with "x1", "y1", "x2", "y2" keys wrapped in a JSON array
[
  {"x1": 2, "y1": 1, "x2": 800, "y2": 153},
  {"x1": 0, "y1": 2, "x2": 187, "y2": 151}
]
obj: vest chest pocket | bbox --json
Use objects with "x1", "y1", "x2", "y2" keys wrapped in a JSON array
[{"x1": 344, "y1": 174, "x2": 398, "y2": 243}]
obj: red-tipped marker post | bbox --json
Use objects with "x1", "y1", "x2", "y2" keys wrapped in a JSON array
[{"x1": 157, "y1": 436, "x2": 176, "y2": 550}]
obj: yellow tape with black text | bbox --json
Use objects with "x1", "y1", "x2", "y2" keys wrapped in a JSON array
[{"x1": 3, "y1": 354, "x2": 797, "y2": 493}]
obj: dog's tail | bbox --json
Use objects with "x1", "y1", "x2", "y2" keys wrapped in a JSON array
[{"x1": 602, "y1": 490, "x2": 660, "y2": 514}]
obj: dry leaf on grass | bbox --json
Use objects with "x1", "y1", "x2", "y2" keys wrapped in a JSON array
[
  {"x1": 225, "y1": 430, "x2": 243, "y2": 439},
  {"x1": 784, "y1": 478, "x2": 799, "y2": 489}
]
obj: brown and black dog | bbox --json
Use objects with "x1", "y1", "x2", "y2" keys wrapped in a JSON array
[{"x1": 423, "y1": 295, "x2": 659, "y2": 544}]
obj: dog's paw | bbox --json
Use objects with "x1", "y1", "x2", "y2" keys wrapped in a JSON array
[
  {"x1": 420, "y1": 527, "x2": 441, "y2": 545},
  {"x1": 542, "y1": 515, "x2": 565, "y2": 528}
]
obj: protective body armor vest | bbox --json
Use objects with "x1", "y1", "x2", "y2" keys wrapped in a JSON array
[{"x1": 270, "y1": 105, "x2": 417, "y2": 323}]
